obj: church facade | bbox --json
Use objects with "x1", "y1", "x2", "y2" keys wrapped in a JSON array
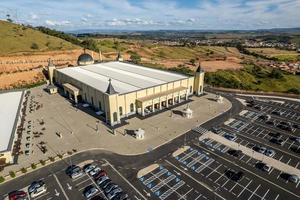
[{"x1": 50, "y1": 53, "x2": 205, "y2": 126}]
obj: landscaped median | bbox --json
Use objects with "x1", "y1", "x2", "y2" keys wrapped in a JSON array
[{"x1": 0, "y1": 149, "x2": 77, "y2": 185}]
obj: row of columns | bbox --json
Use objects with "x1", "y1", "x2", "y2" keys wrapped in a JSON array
[{"x1": 140, "y1": 91, "x2": 188, "y2": 116}]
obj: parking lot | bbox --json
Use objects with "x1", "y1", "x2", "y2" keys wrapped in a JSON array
[
  {"x1": 138, "y1": 165, "x2": 208, "y2": 200},
  {"x1": 2, "y1": 159, "x2": 143, "y2": 200}
]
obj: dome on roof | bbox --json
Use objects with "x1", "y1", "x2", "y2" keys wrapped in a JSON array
[{"x1": 77, "y1": 53, "x2": 94, "y2": 66}]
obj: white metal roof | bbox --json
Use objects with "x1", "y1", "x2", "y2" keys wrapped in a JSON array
[
  {"x1": 57, "y1": 61, "x2": 188, "y2": 94},
  {"x1": 0, "y1": 91, "x2": 23, "y2": 152}
]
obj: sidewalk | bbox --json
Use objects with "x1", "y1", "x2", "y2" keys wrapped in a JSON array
[
  {"x1": 236, "y1": 94, "x2": 300, "y2": 103},
  {"x1": 200, "y1": 132, "x2": 300, "y2": 177}
]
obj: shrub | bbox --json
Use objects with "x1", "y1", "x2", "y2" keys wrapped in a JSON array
[
  {"x1": 40, "y1": 160, "x2": 46, "y2": 165},
  {"x1": 9, "y1": 171, "x2": 16, "y2": 178},
  {"x1": 49, "y1": 156, "x2": 55, "y2": 162},
  {"x1": 58, "y1": 154, "x2": 63, "y2": 159},
  {"x1": 21, "y1": 167, "x2": 27, "y2": 173},
  {"x1": 287, "y1": 88, "x2": 300, "y2": 94},
  {"x1": 31, "y1": 163, "x2": 37, "y2": 169},
  {"x1": 269, "y1": 68, "x2": 284, "y2": 79},
  {"x1": 30, "y1": 42, "x2": 39, "y2": 49},
  {"x1": 0, "y1": 176, "x2": 5, "y2": 183}
]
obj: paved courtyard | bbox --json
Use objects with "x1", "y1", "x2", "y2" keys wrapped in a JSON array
[{"x1": 2, "y1": 85, "x2": 231, "y2": 174}]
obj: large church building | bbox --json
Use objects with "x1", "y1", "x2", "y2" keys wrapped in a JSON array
[{"x1": 49, "y1": 53, "x2": 205, "y2": 126}]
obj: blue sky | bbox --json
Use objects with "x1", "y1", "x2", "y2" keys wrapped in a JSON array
[{"x1": 0, "y1": 0, "x2": 300, "y2": 31}]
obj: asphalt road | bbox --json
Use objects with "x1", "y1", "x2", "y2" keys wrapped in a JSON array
[{"x1": 1, "y1": 90, "x2": 300, "y2": 200}]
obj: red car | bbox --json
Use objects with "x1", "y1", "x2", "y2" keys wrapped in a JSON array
[
  {"x1": 93, "y1": 170, "x2": 107, "y2": 180},
  {"x1": 9, "y1": 190, "x2": 28, "y2": 200}
]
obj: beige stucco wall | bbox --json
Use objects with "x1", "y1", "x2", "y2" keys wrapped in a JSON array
[
  {"x1": 54, "y1": 69, "x2": 203, "y2": 126},
  {"x1": 0, "y1": 151, "x2": 13, "y2": 164}
]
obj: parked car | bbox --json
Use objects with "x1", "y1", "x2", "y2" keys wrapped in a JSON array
[
  {"x1": 100, "y1": 179, "x2": 112, "y2": 189},
  {"x1": 107, "y1": 188, "x2": 123, "y2": 199},
  {"x1": 83, "y1": 185, "x2": 98, "y2": 199},
  {"x1": 70, "y1": 166, "x2": 83, "y2": 179},
  {"x1": 89, "y1": 167, "x2": 101, "y2": 176},
  {"x1": 264, "y1": 149, "x2": 275, "y2": 157},
  {"x1": 290, "y1": 137, "x2": 300, "y2": 143},
  {"x1": 224, "y1": 133, "x2": 237, "y2": 141},
  {"x1": 225, "y1": 169, "x2": 244, "y2": 181},
  {"x1": 112, "y1": 192, "x2": 129, "y2": 200},
  {"x1": 253, "y1": 105, "x2": 262, "y2": 110},
  {"x1": 94, "y1": 170, "x2": 107, "y2": 179},
  {"x1": 9, "y1": 190, "x2": 28, "y2": 200},
  {"x1": 83, "y1": 164, "x2": 96, "y2": 173},
  {"x1": 105, "y1": 183, "x2": 119, "y2": 194},
  {"x1": 90, "y1": 196, "x2": 105, "y2": 200},
  {"x1": 28, "y1": 180, "x2": 45, "y2": 194},
  {"x1": 255, "y1": 162, "x2": 272, "y2": 172},
  {"x1": 272, "y1": 111, "x2": 283, "y2": 116},
  {"x1": 269, "y1": 138, "x2": 284, "y2": 146},
  {"x1": 211, "y1": 127, "x2": 221, "y2": 134},
  {"x1": 268, "y1": 132, "x2": 281, "y2": 138},
  {"x1": 96, "y1": 176, "x2": 110, "y2": 186},
  {"x1": 252, "y1": 146, "x2": 266, "y2": 154},
  {"x1": 28, "y1": 182, "x2": 47, "y2": 198},
  {"x1": 227, "y1": 149, "x2": 242, "y2": 157},
  {"x1": 259, "y1": 115, "x2": 271, "y2": 121},
  {"x1": 265, "y1": 121, "x2": 276, "y2": 126},
  {"x1": 288, "y1": 174, "x2": 299, "y2": 183}
]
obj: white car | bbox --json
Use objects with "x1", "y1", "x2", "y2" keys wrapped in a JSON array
[
  {"x1": 83, "y1": 164, "x2": 96, "y2": 173},
  {"x1": 30, "y1": 186, "x2": 47, "y2": 198},
  {"x1": 107, "y1": 188, "x2": 122, "y2": 199},
  {"x1": 89, "y1": 167, "x2": 101, "y2": 176}
]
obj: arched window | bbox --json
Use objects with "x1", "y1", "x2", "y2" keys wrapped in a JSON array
[
  {"x1": 119, "y1": 106, "x2": 123, "y2": 116},
  {"x1": 99, "y1": 101, "x2": 102, "y2": 110},
  {"x1": 130, "y1": 103, "x2": 134, "y2": 112},
  {"x1": 113, "y1": 112, "x2": 118, "y2": 122}
]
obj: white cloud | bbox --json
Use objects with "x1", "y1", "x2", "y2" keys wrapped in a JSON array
[{"x1": 45, "y1": 20, "x2": 71, "y2": 26}]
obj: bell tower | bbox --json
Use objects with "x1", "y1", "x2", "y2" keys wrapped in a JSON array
[
  {"x1": 47, "y1": 58, "x2": 56, "y2": 85},
  {"x1": 194, "y1": 63, "x2": 205, "y2": 96}
]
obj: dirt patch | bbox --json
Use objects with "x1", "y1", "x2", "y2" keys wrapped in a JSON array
[
  {"x1": 0, "y1": 49, "x2": 99, "y2": 90},
  {"x1": 0, "y1": 70, "x2": 44, "y2": 90},
  {"x1": 200, "y1": 59, "x2": 242, "y2": 72}
]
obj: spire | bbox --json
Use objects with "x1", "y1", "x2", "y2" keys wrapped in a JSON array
[
  {"x1": 106, "y1": 78, "x2": 117, "y2": 95},
  {"x1": 116, "y1": 51, "x2": 123, "y2": 61},
  {"x1": 196, "y1": 62, "x2": 203, "y2": 73},
  {"x1": 48, "y1": 58, "x2": 54, "y2": 67}
]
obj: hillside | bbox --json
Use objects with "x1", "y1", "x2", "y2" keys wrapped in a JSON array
[
  {"x1": 0, "y1": 20, "x2": 79, "y2": 55},
  {"x1": 205, "y1": 65, "x2": 300, "y2": 94}
]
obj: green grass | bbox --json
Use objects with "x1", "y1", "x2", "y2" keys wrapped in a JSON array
[
  {"x1": 205, "y1": 65, "x2": 300, "y2": 94},
  {"x1": 273, "y1": 54, "x2": 300, "y2": 62},
  {"x1": 0, "y1": 20, "x2": 79, "y2": 55}
]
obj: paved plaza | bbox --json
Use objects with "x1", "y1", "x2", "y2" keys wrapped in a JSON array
[{"x1": 2, "y1": 85, "x2": 231, "y2": 174}]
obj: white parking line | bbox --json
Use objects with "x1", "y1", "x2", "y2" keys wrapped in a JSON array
[
  {"x1": 237, "y1": 180, "x2": 252, "y2": 197},
  {"x1": 206, "y1": 165, "x2": 221, "y2": 178},
  {"x1": 261, "y1": 189, "x2": 269, "y2": 200},
  {"x1": 103, "y1": 159, "x2": 147, "y2": 200},
  {"x1": 229, "y1": 181, "x2": 239, "y2": 192},
  {"x1": 247, "y1": 184, "x2": 260, "y2": 200},
  {"x1": 274, "y1": 194, "x2": 280, "y2": 200},
  {"x1": 33, "y1": 192, "x2": 50, "y2": 200},
  {"x1": 75, "y1": 178, "x2": 90, "y2": 187},
  {"x1": 53, "y1": 174, "x2": 69, "y2": 200}
]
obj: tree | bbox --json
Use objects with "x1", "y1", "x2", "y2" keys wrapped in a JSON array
[
  {"x1": 6, "y1": 14, "x2": 13, "y2": 22},
  {"x1": 130, "y1": 53, "x2": 141, "y2": 64},
  {"x1": 190, "y1": 58, "x2": 196, "y2": 66},
  {"x1": 269, "y1": 68, "x2": 284, "y2": 79}
]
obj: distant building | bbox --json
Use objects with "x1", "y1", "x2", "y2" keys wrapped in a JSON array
[{"x1": 51, "y1": 53, "x2": 205, "y2": 126}]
